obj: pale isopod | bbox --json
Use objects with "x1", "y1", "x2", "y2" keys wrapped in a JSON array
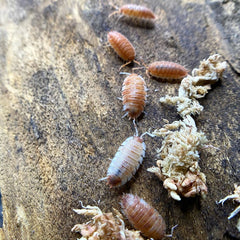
[
  {"x1": 121, "y1": 194, "x2": 166, "y2": 239},
  {"x1": 147, "y1": 61, "x2": 188, "y2": 80},
  {"x1": 100, "y1": 132, "x2": 146, "y2": 188},
  {"x1": 109, "y1": 4, "x2": 156, "y2": 20},
  {"x1": 122, "y1": 73, "x2": 147, "y2": 120},
  {"x1": 107, "y1": 31, "x2": 139, "y2": 69}
]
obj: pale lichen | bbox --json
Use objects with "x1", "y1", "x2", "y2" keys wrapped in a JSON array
[
  {"x1": 71, "y1": 202, "x2": 144, "y2": 240},
  {"x1": 148, "y1": 54, "x2": 227, "y2": 201}
]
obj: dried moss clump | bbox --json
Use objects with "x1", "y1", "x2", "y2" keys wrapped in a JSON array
[
  {"x1": 148, "y1": 54, "x2": 227, "y2": 201},
  {"x1": 148, "y1": 115, "x2": 208, "y2": 201},
  {"x1": 160, "y1": 54, "x2": 227, "y2": 117},
  {"x1": 72, "y1": 202, "x2": 144, "y2": 240}
]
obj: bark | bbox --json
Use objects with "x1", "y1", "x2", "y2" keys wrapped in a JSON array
[{"x1": 0, "y1": 0, "x2": 239, "y2": 239}]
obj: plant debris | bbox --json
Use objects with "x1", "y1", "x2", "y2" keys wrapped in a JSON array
[{"x1": 71, "y1": 202, "x2": 144, "y2": 240}]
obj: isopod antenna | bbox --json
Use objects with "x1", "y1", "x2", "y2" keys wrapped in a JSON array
[
  {"x1": 165, "y1": 224, "x2": 178, "y2": 238},
  {"x1": 133, "y1": 119, "x2": 138, "y2": 137},
  {"x1": 108, "y1": 6, "x2": 119, "y2": 18},
  {"x1": 140, "y1": 131, "x2": 155, "y2": 138},
  {"x1": 132, "y1": 60, "x2": 149, "y2": 76}
]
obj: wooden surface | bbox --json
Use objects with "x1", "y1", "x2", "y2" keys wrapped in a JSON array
[{"x1": 0, "y1": 0, "x2": 239, "y2": 239}]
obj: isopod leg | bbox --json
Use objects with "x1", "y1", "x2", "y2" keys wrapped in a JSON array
[
  {"x1": 108, "y1": 10, "x2": 119, "y2": 18},
  {"x1": 145, "y1": 69, "x2": 151, "y2": 79},
  {"x1": 121, "y1": 112, "x2": 128, "y2": 119},
  {"x1": 116, "y1": 14, "x2": 124, "y2": 24},
  {"x1": 119, "y1": 61, "x2": 132, "y2": 71},
  {"x1": 132, "y1": 66, "x2": 146, "y2": 73},
  {"x1": 133, "y1": 60, "x2": 141, "y2": 66}
]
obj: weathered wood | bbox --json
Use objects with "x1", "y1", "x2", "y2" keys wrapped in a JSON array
[{"x1": 0, "y1": 0, "x2": 239, "y2": 239}]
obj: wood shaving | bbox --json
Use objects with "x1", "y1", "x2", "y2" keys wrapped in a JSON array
[
  {"x1": 148, "y1": 54, "x2": 227, "y2": 201},
  {"x1": 72, "y1": 202, "x2": 144, "y2": 240}
]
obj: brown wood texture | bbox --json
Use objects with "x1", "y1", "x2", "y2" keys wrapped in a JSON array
[{"x1": 0, "y1": 0, "x2": 239, "y2": 239}]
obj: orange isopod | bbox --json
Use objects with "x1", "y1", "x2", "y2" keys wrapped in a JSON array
[
  {"x1": 122, "y1": 73, "x2": 147, "y2": 120},
  {"x1": 147, "y1": 61, "x2": 188, "y2": 80},
  {"x1": 121, "y1": 194, "x2": 166, "y2": 239},
  {"x1": 100, "y1": 134, "x2": 146, "y2": 188},
  {"x1": 107, "y1": 31, "x2": 137, "y2": 69},
  {"x1": 110, "y1": 4, "x2": 156, "y2": 20}
]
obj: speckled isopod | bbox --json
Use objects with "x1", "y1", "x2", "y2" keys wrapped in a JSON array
[
  {"x1": 100, "y1": 134, "x2": 146, "y2": 188},
  {"x1": 121, "y1": 194, "x2": 166, "y2": 239},
  {"x1": 107, "y1": 31, "x2": 138, "y2": 69},
  {"x1": 121, "y1": 73, "x2": 147, "y2": 120},
  {"x1": 110, "y1": 4, "x2": 156, "y2": 21},
  {"x1": 147, "y1": 61, "x2": 188, "y2": 80}
]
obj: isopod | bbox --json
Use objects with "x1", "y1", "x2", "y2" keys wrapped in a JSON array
[
  {"x1": 121, "y1": 73, "x2": 147, "y2": 120},
  {"x1": 107, "y1": 31, "x2": 138, "y2": 69},
  {"x1": 109, "y1": 4, "x2": 156, "y2": 21},
  {"x1": 100, "y1": 130, "x2": 146, "y2": 188},
  {"x1": 147, "y1": 61, "x2": 188, "y2": 80},
  {"x1": 121, "y1": 194, "x2": 166, "y2": 239}
]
